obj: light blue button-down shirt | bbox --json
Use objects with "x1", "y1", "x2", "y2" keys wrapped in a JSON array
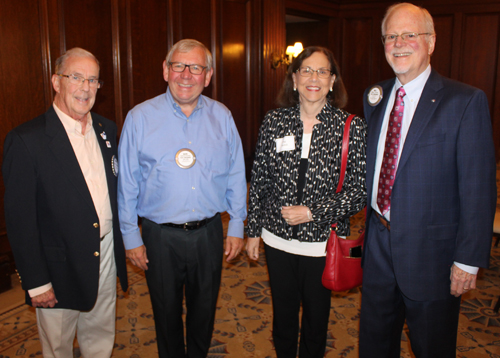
[{"x1": 118, "y1": 88, "x2": 247, "y2": 250}]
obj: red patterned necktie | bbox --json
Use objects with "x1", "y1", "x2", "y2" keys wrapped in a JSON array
[{"x1": 377, "y1": 86, "x2": 406, "y2": 215}]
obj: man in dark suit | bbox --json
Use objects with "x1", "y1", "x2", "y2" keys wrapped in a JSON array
[
  {"x1": 3, "y1": 48, "x2": 128, "y2": 358},
  {"x1": 359, "y1": 3, "x2": 497, "y2": 357}
]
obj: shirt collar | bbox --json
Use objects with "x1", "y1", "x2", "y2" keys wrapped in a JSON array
[
  {"x1": 395, "y1": 64, "x2": 432, "y2": 99},
  {"x1": 53, "y1": 103, "x2": 92, "y2": 136},
  {"x1": 165, "y1": 87, "x2": 204, "y2": 119}
]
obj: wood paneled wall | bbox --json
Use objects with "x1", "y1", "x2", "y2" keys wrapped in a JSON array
[
  {"x1": 286, "y1": 0, "x2": 500, "y2": 161},
  {"x1": 0, "y1": 0, "x2": 265, "y2": 272},
  {"x1": 1, "y1": 0, "x2": 499, "y2": 272}
]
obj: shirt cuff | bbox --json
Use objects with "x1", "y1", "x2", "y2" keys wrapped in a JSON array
[
  {"x1": 454, "y1": 262, "x2": 479, "y2": 275},
  {"x1": 227, "y1": 219, "x2": 244, "y2": 239},
  {"x1": 28, "y1": 282, "x2": 52, "y2": 298},
  {"x1": 122, "y1": 229, "x2": 145, "y2": 250}
]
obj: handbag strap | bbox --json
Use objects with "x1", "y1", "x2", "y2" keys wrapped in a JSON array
[{"x1": 335, "y1": 114, "x2": 356, "y2": 193}]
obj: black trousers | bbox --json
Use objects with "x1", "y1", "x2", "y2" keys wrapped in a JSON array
[
  {"x1": 141, "y1": 215, "x2": 223, "y2": 358},
  {"x1": 265, "y1": 243, "x2": 332, "y2": 358},
  {"x1": 359, "y1": 213, "x2": 461, "y2": 358}
]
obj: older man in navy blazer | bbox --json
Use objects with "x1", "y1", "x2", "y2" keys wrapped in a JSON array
[
  {"x1": 359, "y1": 3, "x2": 497, "y2": 357},
  {"x1": 3, "y1": 48, "x2": 128, "y2": 358}
]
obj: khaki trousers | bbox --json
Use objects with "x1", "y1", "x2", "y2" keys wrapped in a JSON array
[{"x1": 36, "y1": 230, "x2": 117, "y2": 358}]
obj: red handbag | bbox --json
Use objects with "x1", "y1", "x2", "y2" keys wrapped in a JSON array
[{"x1": 321, "y1": 114, "x2": 365, "y2": 291}]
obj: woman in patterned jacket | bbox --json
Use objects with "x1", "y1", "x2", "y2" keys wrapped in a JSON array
[{"x1": 246, "y1": 46, "x2": 367, "y2": 357}]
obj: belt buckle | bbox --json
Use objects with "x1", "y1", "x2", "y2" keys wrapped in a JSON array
[{"x1": 182, "y1": 222, "x2": 200, "y2": 230}]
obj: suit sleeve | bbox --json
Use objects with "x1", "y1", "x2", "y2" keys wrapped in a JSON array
[
  {"x1": 454, "y1": 89, "x2": 497, "y2": 268},
  {"x1": 3, "y1": 131, "x2": 51, "y2": 290}
]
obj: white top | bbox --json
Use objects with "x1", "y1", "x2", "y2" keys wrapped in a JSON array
[
  {"x1": 262, "y1": 228, "x2": 327, "y2": 257},
  {"x1": 301, "y1": 133, "x2": 312, "y2": 158}
]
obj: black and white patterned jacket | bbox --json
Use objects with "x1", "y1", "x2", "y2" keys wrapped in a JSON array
[{"x1": 247, "y1": 103, "x2": 367, "y2": 242}]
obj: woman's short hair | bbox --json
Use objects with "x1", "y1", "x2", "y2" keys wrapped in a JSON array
[
  {"x1": 277, "y1": 46, "x2": 347, "y2": 108},
  {"x1": 165, "y1": 39, "x2": 213, "y2": 71}
]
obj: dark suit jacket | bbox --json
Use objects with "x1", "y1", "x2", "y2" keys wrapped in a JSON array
[
  {"x1": 363, "y1": 69, "x2": 497, "y2": 301},
  {"x1": 3, "y1": 106, "x2": 128, "y2": 310}
]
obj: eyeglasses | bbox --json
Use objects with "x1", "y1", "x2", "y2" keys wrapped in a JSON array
[
  {"x1": 381, "y1": 32, "x2": 433, "y2": 45},
  {"x1": 168, "y1": 62, "x2": 207, "y2": 75},
  {"x1": 58, "y1": 74, "x2": 103, "y2": 88},
  {"x1": 296, "y1": 67, "x2": 333, "y2": 79}
]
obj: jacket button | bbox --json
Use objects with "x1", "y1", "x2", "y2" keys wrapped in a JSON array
[
  {"x1": 94, "y1": 252, "x2": 100, "y2": 257},
  {"x1": 93, "y1": 223, "x2": 99, "y2": 228}
]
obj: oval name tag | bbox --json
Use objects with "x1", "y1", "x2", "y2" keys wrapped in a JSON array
[
  {"x1": 367, "y1": 85, "x2": 383, "y2": 106},
  {"x1": 175, "y1": 148, "x2": 196, "y2": 169}
]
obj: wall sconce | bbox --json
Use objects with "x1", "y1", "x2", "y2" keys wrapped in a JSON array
[{"x1": 271, "y1": 42, "x2": 303, "y2": 69}]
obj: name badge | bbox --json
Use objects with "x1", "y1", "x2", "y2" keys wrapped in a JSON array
[
  {"x1": 276, "y1": 135, "x2": 295, "y2": 153},
  {"x1": 175, "y1": 149, "x2": 196, "y2": 169}
]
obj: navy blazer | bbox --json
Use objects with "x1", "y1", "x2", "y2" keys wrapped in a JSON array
[
  {"x1": 363, "y1": 69, "x2": 497, "y2": 301},
  {"x1": 3, "y1": 106, "x2": 128, "y2": 310}
]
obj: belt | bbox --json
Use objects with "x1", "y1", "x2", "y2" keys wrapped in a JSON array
[
  {"x1": 160, "y1": 214, "x2": 218, "y2": 231},
  {"x1": 374, "y1": 211, "x2": 391, "y2": 231}
]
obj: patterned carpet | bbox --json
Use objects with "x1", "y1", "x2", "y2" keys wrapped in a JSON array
[{"x1": 1, "y1": 173, "x2": 500, "y2": 357}]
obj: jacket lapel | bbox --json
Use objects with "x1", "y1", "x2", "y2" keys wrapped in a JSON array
[
  {"x1": 92, "y1": 116, "x2": 118, "y2": 215},
  {"x1": 93, "y1": 116, "x2": 115, "y2": 181},
  {"x1": 396, "y1": 70, "x2": 444, "y2": 176}
]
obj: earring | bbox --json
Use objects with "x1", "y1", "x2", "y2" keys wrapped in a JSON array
[
  {"x1": 329, "y1": 87, "x2": 333, "y2": 92},
  {"x1": 294, "y1": 87, "x2": 297, "y2": 91}
]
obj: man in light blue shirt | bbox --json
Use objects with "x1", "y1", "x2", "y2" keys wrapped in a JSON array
[{"x1": 118, "y1": 39, "x2": 247, "y2": 358}]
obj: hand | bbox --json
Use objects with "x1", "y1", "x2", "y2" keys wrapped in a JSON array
[
  {"x1": 126, "y1": 245, "x2": 149, "y2": 270},
  {"x1": 225, "y1": 236, "x2": 244, "y2": 262},
  {"x1": 31, "y1": 287, "x2": 58, "y2": 308},
  {"x1": 450, "y1": 264, "x2": 477, "y2": 297},
  {"x1": 281, "y1": 205, "x2": 312, "y2": 226},
  {"x1": 246, "y1": 237, "x2": 261, "y2": 260}
]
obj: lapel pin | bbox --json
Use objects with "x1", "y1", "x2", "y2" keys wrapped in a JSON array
[
  {"x1": 431, "y1": 99, "x2": 436, "y2": 102},
  {"x1": 100, "y1": 132, "x2": 107, "y2": 140},
  {"x1": 106, "y1": 141, "x2": 111, "y2": 148}
]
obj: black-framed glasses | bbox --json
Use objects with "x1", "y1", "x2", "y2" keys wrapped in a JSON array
[
  {"x1": 58, "y1": 74, "x2": 103, "y2": 88},
  {"x1": 296, "y1": 67, "x2": 333, "y2": 79},
  {"x1": 381, "y1": 32, "x2": 433, "y2": 45},
  {"x1": 168, "y1": 62, "x2": 207, "y2": 75}
]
